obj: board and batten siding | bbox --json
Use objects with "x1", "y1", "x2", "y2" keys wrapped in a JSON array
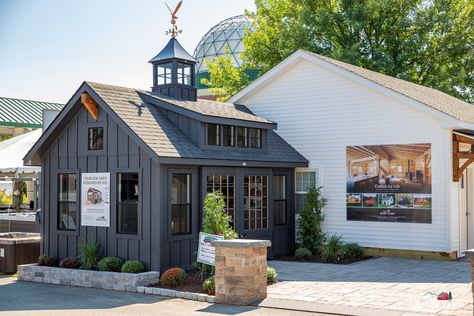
[
  {"x1": 40, "y1": 104, "x2": 162, "y2": 270},
  {"x1": 240, "y1": 59, "x2": 455, "y2": 253}
]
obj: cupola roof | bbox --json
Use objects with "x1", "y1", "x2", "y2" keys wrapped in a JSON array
[{"x1": 149, "y1": 38, "x2": 196, "y2": 64}]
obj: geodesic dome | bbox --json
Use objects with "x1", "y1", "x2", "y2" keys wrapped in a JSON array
[{"x1": 193, "y1": 15, "x2": 252, "y2": 75}]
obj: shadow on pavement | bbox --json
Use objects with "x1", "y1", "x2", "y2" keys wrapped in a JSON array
[{"x1": 197, "y1": 304, "x2": 258, "y2": 315}]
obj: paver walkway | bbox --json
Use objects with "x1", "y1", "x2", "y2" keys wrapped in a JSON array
[{"x1": 267, "y1": 257, "x2": 473, "y2": 315}]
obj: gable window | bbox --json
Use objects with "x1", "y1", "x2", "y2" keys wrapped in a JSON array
[
  {"x1": 157, "y1": 63, "x2": 172, "y2": 85},
  {"x1": 236, "y1": 127, "x2": 248, "y2": 148},
  {"x1": 295, "y1": 170, "x2": 317, "y2": 213},
  {"x1": 223, "y1": 125, "x2": 235, "y2": 147},
  {"x1": 117, "y1": 173, "x2": 139, "y2": 235},
  {"x1": 171, "y1": 174, "x2": 191, "y2": 235},
  {"x1": 177, "y1": 63, "x2": 191, "y2": 85},
  {"x1": 58, "y1": 173, "x2": 77, "y2": 230},
  {"x1": 88, "y1": 127, "x2": 103, "y2": 150},
  {"x1": 274, "y1": 175, "x2": 287, "y2": 225},
  {"x1": 249, "y1": 128, "x2": 262, "y2": 148},
  {"x1": 207, "y1": 123, "x2": 220, "y2": 146}
]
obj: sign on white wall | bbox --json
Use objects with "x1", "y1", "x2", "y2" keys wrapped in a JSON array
[
  {"x1": 81, "y1": 173, "x2": 110, "y2": 227},
  {"x1": 197, "y1": 232, "x2": 224, "y2": 266}
]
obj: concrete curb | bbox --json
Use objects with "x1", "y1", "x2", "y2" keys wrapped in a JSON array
[{"x1": 137, "y1": 286, "x2": 215, "y2": 304}]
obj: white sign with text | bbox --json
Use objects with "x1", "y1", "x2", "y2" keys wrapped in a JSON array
[{"x1": 81, "y1": 173, "x2": 110, "y2": 227}]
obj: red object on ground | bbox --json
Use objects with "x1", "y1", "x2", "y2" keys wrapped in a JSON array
[{"x1": 437, "y1": 292, "x2": 449, "y2": 300}]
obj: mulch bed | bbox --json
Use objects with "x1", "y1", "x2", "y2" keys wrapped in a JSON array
[
  {"x1": 150, "y1": 273, "x2": 209, "y2": 294},
  {"x1": 273, "y1": 254, "x2": 372, "y2": 264}
]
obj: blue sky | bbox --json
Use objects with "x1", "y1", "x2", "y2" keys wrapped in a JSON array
[{"x1": 0, "y1": 0, "x2": 255, "y2": 103}]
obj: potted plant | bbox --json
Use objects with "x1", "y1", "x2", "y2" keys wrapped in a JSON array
[{"x1": 202, "y1": 276, "x2": 215, "y2": 295}]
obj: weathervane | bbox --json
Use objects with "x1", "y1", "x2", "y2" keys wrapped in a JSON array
[{"x1": 165, "y1": 1, "x2": 183, "y2": 39}]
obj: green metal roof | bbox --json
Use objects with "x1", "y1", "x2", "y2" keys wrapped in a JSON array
[{"x1": 0, "y1": 96, "x2": 64, "y2": 128}]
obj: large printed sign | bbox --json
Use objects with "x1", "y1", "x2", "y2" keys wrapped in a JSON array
[
  {"x1": 346, "y1": 143, "x2": 432, "y2": 223},
  {"x1": 81, "y1": 173, "x2": 110, "y2": 227},
  {"x1": 197, "y1": 232, "x2": 224, "y2": 266}
]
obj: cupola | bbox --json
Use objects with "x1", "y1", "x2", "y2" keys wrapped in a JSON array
[{"x1": 149, "y1": 2, "x2": 197, "y2": 101}]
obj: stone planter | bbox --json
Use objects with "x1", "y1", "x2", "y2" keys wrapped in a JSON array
[{"x1": 18, "y1": 264, "x2": 160, "y2": 292}]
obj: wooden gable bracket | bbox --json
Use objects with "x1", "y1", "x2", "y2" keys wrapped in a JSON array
[
  {"x1": 452, "y1": 133, "x2": 474, "y2": 181},
  {"x1": 81, "y1": 92, "x2": 99, "y2": 120}
]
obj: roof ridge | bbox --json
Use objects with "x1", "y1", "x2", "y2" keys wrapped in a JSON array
[{"x1": 85, "y1": 81, "x2": 147, "y2": 93}]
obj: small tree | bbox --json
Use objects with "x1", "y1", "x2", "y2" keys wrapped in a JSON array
[
  {"x1": 202, "y1": 191, "x2": 237, "y2": 239},
  {"x1": 297, "y1": 185, "x2": 326, "y2": 253}
]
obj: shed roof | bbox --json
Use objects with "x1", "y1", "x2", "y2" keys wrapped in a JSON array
[
  {"x1": 0, "y1": 97, "x2": 63, "y2": 128},
  {"x1": 149, "y1": 38, "x2": 196, "y2": 63},
  {"x1": 87, "y1": 81, "x2": 306, "y2": 164}
]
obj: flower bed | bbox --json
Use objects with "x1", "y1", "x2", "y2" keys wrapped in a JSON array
[{"x1": 18, "y1": 263, "x2": 160, "y2": 292}]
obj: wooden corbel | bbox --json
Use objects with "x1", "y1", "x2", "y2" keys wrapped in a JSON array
[
  {"x1": 81, "y1": 92, "x2": 99, "y2": 120},
  {"x1": 453, "y1": 133, "x2": 474, "y2": 181}
]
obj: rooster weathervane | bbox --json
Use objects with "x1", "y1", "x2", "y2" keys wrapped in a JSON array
[{"x1": 165, "y1": 1, "x2": 183, "y2": 39}]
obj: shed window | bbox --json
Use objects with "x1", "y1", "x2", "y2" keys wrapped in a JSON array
[
  {"x1": 58, "y1": 173, "x2": 77, "y2": 230},
  {"x1": 88, "y1": 127, "x2": 103, "y2": 150},
  {"x1": 207, "y1": 124, "x2": 220, "y2": 146},
  {"x1": 274, "y1": 175, "x2": 287, "y2": 225},
  {"x1": 171, "y1": 174, "x2": 191, "y2": 235},
  {"x1": 250, "y1": 128, "x2": 262, "y2": 148},
  {"x1": 207, "y1": 174, "x2": 235, "y2": 226},
  {"x1": 223, "y1": 125, "x2": 235, "y2": 147},
  {"x1": 236, "y1": 127, "x2": 248, "y2": 148},
  {"x1": 244, "y1": 175, "x2": 268, "y2": 230},
  {"x1": 177, "y1": 62, "x2": 191, "y2": 85},
  {"x1": 295, "y1": 170, "x2": 317, "y2": 213},
  {"x1": 117, "y1": 173, "x2": 139, "y2": 235}
]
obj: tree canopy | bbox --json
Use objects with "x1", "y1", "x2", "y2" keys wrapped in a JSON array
[{"x1": 205, "y1": 0, "x2": 474, "y2": 103}]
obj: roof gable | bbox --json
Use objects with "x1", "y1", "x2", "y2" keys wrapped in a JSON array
[
  {"x1": 0, "y1": 97, "x2": 63, "y2": 128},
  {"x1": 230, "y1": 50, "x2": 474, "y2": 125}
]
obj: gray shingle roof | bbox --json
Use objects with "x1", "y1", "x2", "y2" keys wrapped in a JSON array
[
  {"x1": 0, "y1": 97, "x2": 63, "y2": 128},
  {"x1": 141, "y1": 91, "x2": 274, "y2": 124},
  {"x1": 87, "y1": 81, "x2": 307, "y2": 164},
  {"x1": 308, "y1": 51, "x2": 474, "y2": 123}
]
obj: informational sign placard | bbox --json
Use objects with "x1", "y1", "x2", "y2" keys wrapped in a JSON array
[
  {"x1": 197, "y1": 232, "x2": 224, "y2": 266},
  {"x1": 0, "y1": 181, "x2": 13, "y2": 206},
  {"x1": 346, "y1": 143, "x2": 432, "y2": 223},
  {"x1": 81, "y1": 173, "x2": 110, "y2": 227}
]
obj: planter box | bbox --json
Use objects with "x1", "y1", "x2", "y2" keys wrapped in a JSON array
[{"x1": 18, "y1": 264, "x2": 160, "y2": 292}]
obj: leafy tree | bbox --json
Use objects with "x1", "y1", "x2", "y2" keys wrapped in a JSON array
[
  {"x1": 200, "y1": 47, "x2": 250, "y2": 102},
  {"x1": 241, "y1": 0, "x2": 473, "y2": 103},
  {"x1": 297, "y1": 185, "x2": 326, "y2": 253}
]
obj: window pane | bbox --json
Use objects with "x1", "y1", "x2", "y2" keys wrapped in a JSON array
[
  {"x1": 244, "y1": 175, "x2": 268, "y2": 230},
  {"x1": 117, "y1": 203, "x2": 138, "y2": 234},
  {"x1": 274, "y1": 175, "x2": 287, "y2": 225},
  {"x1": 157, "y1": 63, "x2": 172, "y2": 85},
  {"x1": 177, "y1": 63, "x2": 191, "y2": 85},
  {"x1": 223, "y1": 125, "x2": 235, "y2": 147},
  {"x1": 236, "y1": 127, "x2": 248, "y2": 147},
  {"x1": 207, "y1": 124, "x2": 220, "y2": 146},
  {"x1": 59, "y1": 174, "x2": 76, "y2": 202},
  {"x1": 250, "y1": 128, "x2": 262, "y2": 148},
  {"x1": 207, "y1": 174, "x2": 235, "y2": 226},
  {"x1": 296, "y1": 193, "x2": 306, "y2": 214},
  {"x1": 296, "y1": 171, "x2": 317, "y2": 192},
  {"x1": 117, "y1": 172, "x2": 139, "y2": 235},
  {"x1": 88, "y1": 127, "x2": 103, "y2": 150},
  {"x1": 171, "y1": 174, "x2": 190, "y2": 204},
  {"x1": 171, "y1": 204, "x2": 191, "y2": 235},
  {"x1": 58, "y1": 202, "x2": 76, "y2": 230}
]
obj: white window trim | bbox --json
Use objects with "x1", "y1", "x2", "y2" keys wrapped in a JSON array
[{"x1": 295, "y1": 168, "x2": 320, "y2": 194}]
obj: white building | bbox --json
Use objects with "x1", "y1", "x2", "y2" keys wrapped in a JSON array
[{"x1": 230, "y1": 50, "x2": 474, "y2": 259}]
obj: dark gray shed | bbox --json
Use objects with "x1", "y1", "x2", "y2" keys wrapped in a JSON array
[{"x1": 24, "y1": 38, "x2": 307, "y2": 272}]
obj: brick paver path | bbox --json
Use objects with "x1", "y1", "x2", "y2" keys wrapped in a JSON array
[{"x1": 268, "y1": 257, "x2": 473, "y2": 315}]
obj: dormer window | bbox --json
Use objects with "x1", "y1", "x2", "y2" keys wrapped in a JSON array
[
  {"x1": 157, "y1": 63, "x2": 173, "y2": 85},
  {"x1": 177, "y1": 62, "x2": 191, "y2": 85},
  {"x1": 206, "y1": 124, "x2": 263, "y2": 149}
]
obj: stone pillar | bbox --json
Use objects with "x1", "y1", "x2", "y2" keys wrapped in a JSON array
[
  {"x1": 212, "y1": 239, "x2": 271, "y2": 306},
  {"x1": 464, "y1": 250, "x2": 474, "y2": 295}
]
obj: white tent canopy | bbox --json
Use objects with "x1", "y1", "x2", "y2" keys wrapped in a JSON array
[{"x1": 0, "y1": 129, "x2": 41, "y2": 174}]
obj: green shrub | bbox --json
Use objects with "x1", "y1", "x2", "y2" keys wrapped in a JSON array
[
  {"x1": 320, "y1": 234, "x2": 345, "y2": 262},
  {"x1": 202, "y1": 276, "x2": 215, "y2": 293},
  {"x1": 202, "y1": 191, "x2": 238, "y2": 240},
  {"x1": 38, "y1": 255, "x2": 57, "y2": 267},
  {"x1": 160, "y1": 267, "x2": 187, "y2": 287},
  {"x1": 79, "y1": 240, "x2": 102, "y2": 270},
  {"x1": 294, "y1": 247, "x2": 312, "y2": 260},
  {"x1": 121, "y1": 260, "x2": 145, "y2": 273},
  {"x1": 59, "y1": 257, "x2": 80, "y2": 269},
  {"x1": 266, "y1": 267, "x2": 277, "y2": 283},
  {"x1": 344, "y1": 243, "x2": 364, "y2": 258},
  {"x1": 97, "y1": 257, "x2": 124, "y2": 272},
  {"x1": 297, "y1": 185, "x2": 326, "y2": 253}
]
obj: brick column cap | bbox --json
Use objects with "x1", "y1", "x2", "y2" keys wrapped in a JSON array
[
  {"x1": 211, "y1": 239, "x2": 271, "y2": 248},
  {"x1": 463, "y1": 249, "x2": 474, "y2": 257}
]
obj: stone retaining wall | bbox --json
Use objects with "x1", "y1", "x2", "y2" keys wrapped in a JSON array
[{"x1": 18, "y1": 264, "x2": 160, "y2": 292}]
